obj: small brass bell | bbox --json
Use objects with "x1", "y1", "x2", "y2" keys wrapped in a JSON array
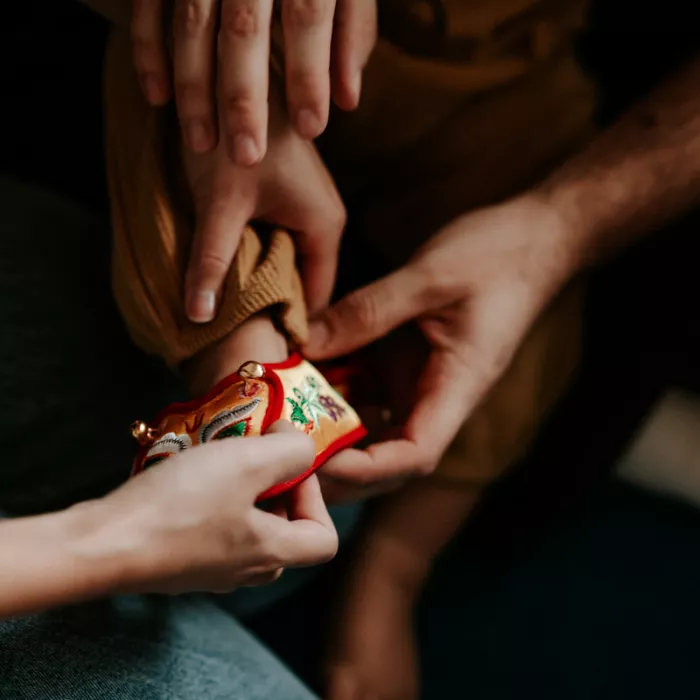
[
  {"x1": 238, "y1": 360, "x2": 265, "y2": 395},
  {"x1": 131, "y1": 420, "x2": 158, "y2": 446},
  {"x1": 238, "y1": 361, "x2": 265, "y2": 380}
]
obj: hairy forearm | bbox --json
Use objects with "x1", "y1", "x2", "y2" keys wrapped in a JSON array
[
  {"x1": 539, "y1": 56, "x2": 700, "y2": 269},
  {"x1": 0, "y1": 500, "x2": 144, "y2": 619}
]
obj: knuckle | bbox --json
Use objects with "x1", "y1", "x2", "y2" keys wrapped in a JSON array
[
  {"x1": 221, "y1": 93, "x2": 257, "y2": 125},
  {"x1": 345, "y1": 289, "x2": 381, "y2": 333},
  {"x1": 328, "y1": 199, "x2": 347, "y2": 236},
  {"x1": 415, "y1": 454, "x2": 439, "y2": 478},
  {"x1": 176, "y1": 0, "x2": 216, "y2": 38},
  {"x1": 193, "y1": 249, "x2": 232, "y2": 283},
  {"x1": 283, "y1": 0, "x2": 328, "y2": 30},
  {"x1": 258, "y1": 538, "x2": 284, "y2": 568},
  {"x1": 174, "y1": 81, "x2": 209, "y2": 112},
  {"x1": 221, "y1": 0, "x2": 262, "y2": 40},
  {"x1": 286, "y1": 68, "x2": 324, "y2": 101},
  {"x1": 321, "y1": 533, "x2": 339, "y2": 562},
  {"x1": 412, "y1": 257, "x2": 445, "y2": 298}
]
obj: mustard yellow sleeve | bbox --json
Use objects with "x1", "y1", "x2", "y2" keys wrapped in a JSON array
[{"x1": 104, "y1": 29, "x2": 307, "y2": 368}]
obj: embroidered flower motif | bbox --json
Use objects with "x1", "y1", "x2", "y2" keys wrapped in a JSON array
[
  {"x1": 287, "y1": 375, "x2": 331, "y2": 428},
  {"x1": 318, "y1": 395, "x2": 346, "y2": 422}
]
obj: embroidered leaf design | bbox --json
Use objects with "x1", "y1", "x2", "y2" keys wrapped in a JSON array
[
  {"x1": 286, "y1": 397, "x2": 310, "y2": 425},
  {"x1": 213, "y1": 420, "x2": 247, "y2": 440}
]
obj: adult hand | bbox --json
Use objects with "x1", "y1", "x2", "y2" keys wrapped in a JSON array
[
  {"x1": 130, "y1": 0, "x2": 377, "y2": 163},
  {"x1": 182, "y1": 83, "x2": 345, "y2": 323},
  {"x1": 98, "y1": 421, "x2": 338, "y2": 594},
  {"x1": 307, "y1": 195, "x2": 578, "y2": 502}
]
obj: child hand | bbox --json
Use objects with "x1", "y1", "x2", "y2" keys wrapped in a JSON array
[{"x1": 181, "y1": 81, "x2": 345, "y2": 324}]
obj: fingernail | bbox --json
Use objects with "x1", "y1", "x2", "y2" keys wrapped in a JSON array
[
  {"x1": 186, "y1": 289, "x2": 216, "y2": 323},
  {"x1": 296, "y1": 108, "x2": 322, "y2": 138},
  {"x1": 185, "y1": 119, "x2": 212, "y2": 153},
  {"x1": 142, "y1": 74, "x2": 166, "y2": 105},
  {"x1": 231, "y1": 134, "x2": 260, "y2": 166}
]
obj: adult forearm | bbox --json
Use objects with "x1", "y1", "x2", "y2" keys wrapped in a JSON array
[
  {"x1": 539, "y1": 56, "x2": 700, "y2": 270},
  {"x1": 0, "y1": 500, "x2": 143, "y2": 619}
]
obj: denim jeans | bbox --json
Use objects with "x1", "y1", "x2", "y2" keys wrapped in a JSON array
[{"x1": 0, "y1": 176, "x2": 357, "y2": 698}]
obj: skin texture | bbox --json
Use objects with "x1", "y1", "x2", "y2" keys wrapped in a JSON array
[
  {"x1": 0, "y1": 421, "x2": 337, "y2": 619},
  {"x1": 130, "y1": 0, "x2": 377, "y2": 162},
  {"x1": 304, "y1": 56, "x2": 700, "y2": 502},
  {"x1": 181, "y1": 82, "x2": 345, "y2": 323}
]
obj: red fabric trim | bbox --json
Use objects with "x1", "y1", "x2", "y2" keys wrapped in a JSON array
[
  {"x1": 256, "y1": 424, "x2": 368, "y2": 502},
  {"x1": 131, "y1": 353, "x2": 366, "y2": 499},
  {"x1": 260, "y1": 364, "x2": 284, "y2": 434},
  {"x1": 262, "y1": 352, "x2": 305, "y2": 371},
  {"x1": 146, "y1": 352, "x2": 305, "y2": 425}
]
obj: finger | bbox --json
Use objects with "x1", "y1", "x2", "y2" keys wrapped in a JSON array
[
  {"x1": 304, "y1": 264, "x2": 435, "y2": 360},
  {"x1": 286, "y1": 475, "x2": 334, "y2": 531},
  {"x1": 322, "y1": 351, "x2": 489, "y2": 486},
  {"x1": 256, "y1": 479, "x2": 339, "y2": 567},
  {"x1": 282, "y1": 0, "x2": 336, "y2": 139},
  {"x1": 253, "y1": 421, "x2": 317, "y2": 489},
  {"x1": 319, "y1": 471, "x2": 404, "y2": 505},
  {"x1": 296, "y1": 223, "x2": 343, "y2": 313},
  {"x1": 331, "y1": 0, "x2": 377, "y2": 110},
  {"x1": 405, "y1": 348, "x2": 495, "y2": 466},
  {"x1": 173, "y1": 0, "x2": 218, "y2": 153},
  {"x1": 191, "y1": 421, "x2": 316, "y2": 496},
  {"x1": 320, "y1": 442, "x2": 426, "y2": 485},
  {"x1": 270, "y1": 173, "x2": 345, "y2": 312},
  {"x1": 219, "y1": 0, "x2": 274, "y2": 166},
  {"x1": 131, "y1": 0, "x2": 171, "y2": 105},
  {"x1": 185, "y1": 186, "x2": 254, "y2": 323}
]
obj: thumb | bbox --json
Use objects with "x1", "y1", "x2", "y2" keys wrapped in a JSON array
[
  {"x1": 185, "y1": 186, "x2": 253, "y2": 323},
  {"x1": 304, "y1": 264, "x2": 433, "y2": 360}
]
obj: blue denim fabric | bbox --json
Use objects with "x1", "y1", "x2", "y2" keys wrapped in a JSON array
[{"x1": 0, "y1": 596, "x2": 315, "y2": 699}]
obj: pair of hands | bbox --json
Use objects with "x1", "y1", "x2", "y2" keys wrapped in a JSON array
[
  {"x1": 101, "y1": 421, "x2": 337, "y2": 594},
  {"x1": 122, "y1": 1, "x2": 578, "y2": 589},
  {"x1": 118, "y1": 195, "x2": 575, "y2": 598},
  {"x1": 130, "y1": 0, "x2": 579, "y2": 502},
  {"x1": 132, "y1": 0, "x2": 376, "y2": 322}
]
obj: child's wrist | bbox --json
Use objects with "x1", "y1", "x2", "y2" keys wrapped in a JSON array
[{"x1": 183, "y1": 314, "x2": 288, "y2": 395}]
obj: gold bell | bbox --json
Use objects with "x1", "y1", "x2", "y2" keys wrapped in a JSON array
[
  {"x1": 131, "y1": 420, "x2": 159, "y2": 447},
  {"x1": 238, "y1": 361, "x2": 265, "y2": 394}
]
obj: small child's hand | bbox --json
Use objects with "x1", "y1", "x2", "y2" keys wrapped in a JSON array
[{"x1": 181, "y1": 81, "x2": 345, "y2": 324}]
